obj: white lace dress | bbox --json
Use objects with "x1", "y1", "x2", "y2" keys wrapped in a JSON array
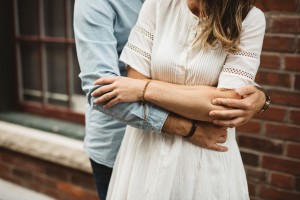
[{"x1": 107, "y1": 0, "x2": 266, "y2": 199}]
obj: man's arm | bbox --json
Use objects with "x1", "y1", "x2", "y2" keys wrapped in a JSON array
[
  {"x1": 74, "y1": 0, "x2": 169, "y2": 133},
  {"x1": 162, "y1": 113, "x2": 228, "y2": 152}
]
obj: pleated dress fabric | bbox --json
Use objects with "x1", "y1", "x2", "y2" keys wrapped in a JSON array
[{"x1": 107, "y1": 0, "x2": 266, "y2": 199}]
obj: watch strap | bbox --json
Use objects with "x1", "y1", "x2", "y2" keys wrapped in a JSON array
[{"x1": 255, "y1": 86, "x2": 271, "y2": 113}]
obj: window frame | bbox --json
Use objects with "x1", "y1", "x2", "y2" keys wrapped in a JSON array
[{"x1": 13, "y1": 0, "x2": 84, "y2": 124}]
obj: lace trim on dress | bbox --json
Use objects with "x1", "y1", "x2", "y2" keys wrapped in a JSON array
[
  {"x1": 135, "y1": 26, "x2": 154, "y2": 41},
  {"x1": 233, "y1": 51, "x2": 259, "y2": 60},
  {"x1": 222, "y1": 66, "x2": 254, "y2": 80},
  {"x1": 126, "y1": 43, "x2": 151, "y2": 61}
]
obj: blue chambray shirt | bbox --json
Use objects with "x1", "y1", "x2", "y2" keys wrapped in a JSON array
[{"x1": 74, "y1": 0, "x2": 169, "y2": 167}]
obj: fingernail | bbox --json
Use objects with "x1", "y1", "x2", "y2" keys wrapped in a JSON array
[
  {"x1": 212, "y1": 99, "x2": 217, "y2": 104},
  {"x1": 209, "y1": 111, "x2": 214, "y2": 116}
]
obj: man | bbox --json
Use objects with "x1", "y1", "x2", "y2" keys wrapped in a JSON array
[{"x1": 74, "y1": 0, "x2": 269, "y2": 199}]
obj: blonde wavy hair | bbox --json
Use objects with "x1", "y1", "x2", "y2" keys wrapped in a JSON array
[{"x1": 196, "y1": 0, "x2": 256, "y2": 53}]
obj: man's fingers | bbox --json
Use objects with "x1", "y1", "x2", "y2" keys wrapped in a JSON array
[
  {"x1": 215, "y1": 136, "x2": 227, "y2": 144},
  {"x1": 209, "y1": 109, "x2": 244, "y2": 119},
  {"x1": 235, "y1": 85, "x2": 256, "y2": 96},
  {"x1": 209, "y1": 143, "x2": 228, "y2": 152}
]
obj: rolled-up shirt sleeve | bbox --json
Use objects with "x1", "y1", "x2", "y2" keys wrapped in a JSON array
[{"x1": 74, "y1": 0, "x2": 168, "y2": 133}]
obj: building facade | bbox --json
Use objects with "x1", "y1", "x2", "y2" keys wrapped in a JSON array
[{"x1": 0, "y1": 0, "x2": 299, "y2": 200}]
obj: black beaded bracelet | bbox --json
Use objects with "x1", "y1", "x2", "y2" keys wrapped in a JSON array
[{"x1": 183, "y1": 120, "x2": 197, "y2": 139}]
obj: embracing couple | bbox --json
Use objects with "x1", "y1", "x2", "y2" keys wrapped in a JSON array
[{"x1": 74, "y1": 0, "x2": 269, "y2": 199}]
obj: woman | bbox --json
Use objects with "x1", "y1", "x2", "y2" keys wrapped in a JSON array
[{"x1": 93, "y1": 0, "x2": 265, "y2": 199}]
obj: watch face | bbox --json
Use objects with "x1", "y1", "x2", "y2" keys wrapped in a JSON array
[{"x1": 266, "y1": 95, "x2": 271, "y2": 106}]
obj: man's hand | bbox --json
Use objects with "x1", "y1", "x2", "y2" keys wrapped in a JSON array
[
  {"x1": 163, "y1": 113, "x2": 228, "y2": 152},
  {"x1": 188, "y1": 121, "x2": 228, "y2": 152},
  {"x1": 209, "y1": 85, "x2": 265, "y2": 127}
]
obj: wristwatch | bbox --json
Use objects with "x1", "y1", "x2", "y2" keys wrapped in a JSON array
[{"x1": 255, "y1": 86, "x2": 271, "y2": 113}]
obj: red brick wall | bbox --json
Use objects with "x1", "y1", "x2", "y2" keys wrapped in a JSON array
[
  {"x1": 237, "y1": 0, "x2": 300, "y2": 199},
  {"x1": 0, "y1": 148, "x2": 98, "y2": 200}
]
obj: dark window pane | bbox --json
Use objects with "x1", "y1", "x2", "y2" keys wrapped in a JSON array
[
  {"x1": 20, "y1": 42, "x2": 40, "y2": 90},
  {"x1": 72, "y1": 46, "x2": 83, "y2": 95},
  {"x1": 44, "y1": 0, "x2": 65, "y2": 37},
  {"x1": 17, "y1": 0, "x2": 38, "y2": 35},
  {"x1": 20, "y1": 42, "x2": 42, "y2": 103},
  {"x1": 24, "y1": 94, "x2": 42, "y2": 102},
  {"x1": 48, "y1": 98, "x2": 68, "y2": 107},
  {"x1": 46, "y1": 43, "x2": 66, "y2": 94},
  {"x1": 69, "y1": 0, "x2": 75, "y2": 38}
]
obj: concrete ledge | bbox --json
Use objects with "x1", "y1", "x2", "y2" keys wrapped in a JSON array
[
  {"x1": 0, "y1": 121, "x2": 91, "y2": 173},
  {"x1": 0, "y1": 112, "x2": 85, "y2": 140}
]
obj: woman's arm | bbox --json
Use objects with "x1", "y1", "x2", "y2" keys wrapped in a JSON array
[
  {"x1": 93, "y1": 67, "x2": 240, "y2": 122},
  {"x1": 144, "y1": 78, "x2": 241, "y2": 122},
  {"x1": 127, "y1": 68, "x2": 266, "y2": 126}
]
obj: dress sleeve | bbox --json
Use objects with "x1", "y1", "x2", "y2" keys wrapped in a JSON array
[
  {"x1": 217, "y1": 7, "x2": 266, "y2": 89},
  {"x1": 119, "y1": 0, "x2": 157, "y2": 77}
]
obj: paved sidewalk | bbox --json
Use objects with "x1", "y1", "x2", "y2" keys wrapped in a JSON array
[{"x1": 0, "y1": 179, "x2": 55, "y2": 200}]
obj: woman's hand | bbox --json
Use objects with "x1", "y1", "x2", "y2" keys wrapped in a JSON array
[
  {"x1": 92, "y1": 76, "x2": 148, "y2": 108},
  {"x1": 209, "y1": 85, "x2": 265, "y2": 127}
]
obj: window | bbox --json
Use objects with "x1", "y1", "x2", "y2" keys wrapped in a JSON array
[{"x1": 13, "y1": 0, "x2": 84, "y2": 123}]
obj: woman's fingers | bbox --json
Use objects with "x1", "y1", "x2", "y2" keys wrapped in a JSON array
[
  {"x1": 211, "y1": 86, "x2": 265, "y2": 127},
  {"x1": 94, "y1": 76, "x2": 118, "y2": 85},
  {"x1": 92, "y1": 77, "x2": 119, "y2": 99},
  {"x1": 212, "y1": 98, "x2": 250, "y2": 110},
  {"x1": 209, "y1": 109, "x2": 244, "y2": 119},
  {"x1": 103, "y1": 97, "x2": 121, "y2": 109},
  {"x1": 235, "y1": 85, "x2": 256, "y2": 97},
  {"x1": 212, "y1": 117, "x2": 245, "y2": 128},
  {"x1": 93, "y1": 91, "x2": 116, "y2": 104},
  {"x1": 91, "y1": 84, "x2": 115, "y2": 97}
]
